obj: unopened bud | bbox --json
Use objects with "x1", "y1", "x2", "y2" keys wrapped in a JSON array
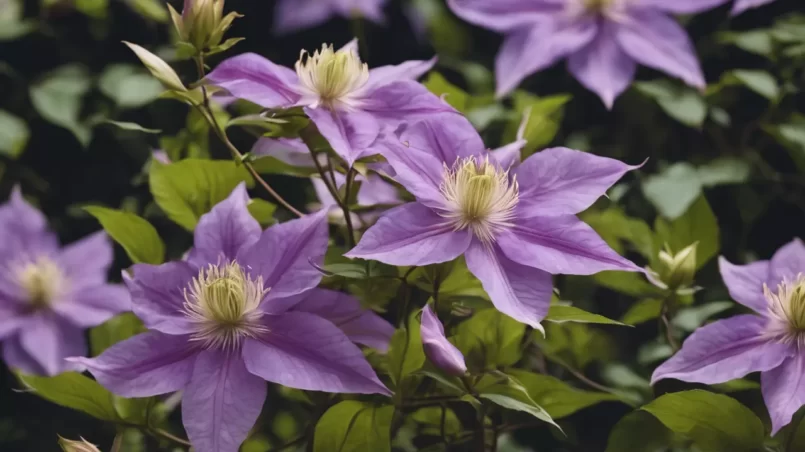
[
  {"x1": 123, "y1": 42, "x2": 186, "y2": 92},
  {"x1": 650, "y1": 242, "x2": 698, "y2": 291},
  {"x1": 170, "y1": 0, "x2": 238, "y2": 53},
  {"x1": 420, "y1": 305, "x2": 467, "y2": 376},
  {"x1": 58, "y1": 437, "x2": 101, "y2": 452}
]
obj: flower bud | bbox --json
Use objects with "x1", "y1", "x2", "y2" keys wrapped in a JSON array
[
  {"x1": 58, "y1": 437, "x2": 101, "y2": 452},
  {"x1": 649, "y1": 242, "x2": 698, "y2": 291},
  {"x1": 420, "y1": 305, "x2": 467, "y2": 376},
  {"x1": 123, "y1": 42, "x2": 186, "y2": 92},
  {"x1": 169, "y1": 0, "x2": 237, "y2": 53}
]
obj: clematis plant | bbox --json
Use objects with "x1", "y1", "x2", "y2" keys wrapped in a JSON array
[
  {"x1": 0, "y1": 187, "x2": 130, "y2": 376},
  {"x1": 652, "y1": 239, "x2": 805, "y2": 435},
  {"x1": 447, "y1": 0, "x2": 727, "y2": 107},
  {"x1": 206, "y1": 39, "x2": 454, "y2": 166},
  {"x1": 732, "y1": 0, "x2": 778, "y2": 15},
  {"x1": 71, "y1": 184, "x2": 392, "y2": 452},
  {"x1": 273, "y1": 0, "x2": 389, "y2": 35},
  {"x1": 346, "y1": 114, "x2": 642, "y2": 330},
  {"x1": 420, "y1": 305, "x2": 467, "y2": 376}
]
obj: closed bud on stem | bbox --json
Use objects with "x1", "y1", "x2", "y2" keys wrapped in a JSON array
[
  {"x1": 170, "y1": 0, "x2": 240, "y2": 54},
  {"x1": 123, "y1": 42, "x2": 187, "y2": 92},
  {"x1": 649, "y1": 242, "x2": 698, "y2": 291},
  {"x1": 58, "y1": 437, "x2": 101, "y2": 452}
]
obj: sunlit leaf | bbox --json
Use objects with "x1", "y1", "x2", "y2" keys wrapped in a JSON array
[
  {"x1": 313, "y1": 401, "x2": 394, "y2": 452},
  {"x1": 17, "y1": 372, "x2": 119, "y2": 422},
  {"x1": 84, "y1": 206, "x2": 165, "y2": 264},
  {"x1": 0, "y1": 109, "x2": 29, "y2": 158}
]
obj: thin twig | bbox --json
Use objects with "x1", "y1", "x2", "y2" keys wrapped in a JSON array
[
  {"x1": 660, "y1": 296, "x2": 680, "y2": 352},
  {"x1": 440, "y1": 404, "x2": 449, "y2": 448},
  {"x1": 151, "y1": 428, "x2": 192, "y2": 447},
  {"x1": 192, "y1": 56, "x2": 303, "y2": 217},
  {"x1": 342, "y1": 168, "x2": 358, "y2": 247},
  {"x1": 560, "y1": 364, "x2": 621, "y2": 396}
]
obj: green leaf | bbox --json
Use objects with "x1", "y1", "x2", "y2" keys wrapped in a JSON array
[
  {"x1": 641, "y1": 390, "x2": 765, "y2": 452},
  {"x1": 508, "y1": 370, "x2": 625, "y2": 418},
  {"x1": 411, "y1": 407, "x2": 462, "y2": 436},
  {"x1": 605, "y1": 411, "x2": 672, "y2": 452},
  {"x1": 642, "y1": 162, "x2": 703, "y2": 220},
  {"x1": 247, "y1": 198, "x2": 277, "y2": 226},
  {"x1": 545, "y1": 305, "x2": 627, "y2": 326},
  {"x1": 654, "y1": 195, "x2": 720, "y2": 269},
  {"x1": 29, "y1": 65, "x2": 92, "y2": 146},
  {"x1": 388, "y1": 310, "x2": 425, "y2": 386},
  {"x1": 149, "y1": 159, "x2": 254, "y2": 231},
  {"x1": 423, "y1": 73, "x2": 468, "y2": 112},
  {"x1": 671, "y1": 302, "x2": 733, "y2": 332},
  {"x1": 476, "y1": 374, "x2": 559, "y2": 430},
  {"x1": 313, "y1": 401, "x2": 394, "y2": 452},
  {"x1": 729, "y1": 69, "x2": 780, "y2": 100},
  {"x1": 0, "y1": 109, "x2": 29, "y2": 158},
  {"x1": 504, "y1": 91, "x2": 571, "y2": 156},
  {"x1": 455, "y1": 309, "x2": 525, "y2": 369},
  {"x1": 594, "y1": 271, "x2": 662, "y2": 297},
  {"x1": 635, "y1": 80, "x2": 707, "y2": 128},
  {"x1": 97, "y1": 119, "x2": 161, "y2": 134},
  {"x1": 537, "y1": 322, "x2": 614, "y2": 369},
  {"x1": 582, "y1": 207, "x2": 656, "y2": 259},
  {"x1": 249, "y1": 155, "x2": 319, "y2": 178},
  {"x1": 621, "y1": 299, "x2": 664, "y2": 325},
  {"x1": 90, "y1": 313, "x2": 146, "y2": 356},
  {"x1": 128, "y1": 0, "x2": 169, "y2": 22},
  {"x1": 99, "y1": 64, "x2": 164, "y2": 108},
  {"x1": 75, "y1": 0, "x2": 109, "y2": 19},
  {"x1": 718, "y1": 30, "x2": 774, "y2": 56},
  {"x1": 84, "y1": 206, "x2": 165, "y2": 264},
  {"x1": 696, "y1": 157, "x2": 751, "y2": 187},
  {"x1": 17, "y1": 372, "x2": 119, "y2": 422}
]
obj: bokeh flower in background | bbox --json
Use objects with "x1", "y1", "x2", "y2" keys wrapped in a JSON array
[
  {"x1": 447, "y1": 0, "x2": 729, "y2": 107},
  {"x1": 0, "y1": 187, "x2": 130, "y2": 376},
  {"x1": 347, "y1": 114, "x2": 642, "y2": 330},
  {"x1": 207, "y1": 39, "x2": 452, "y2": 166},
  {"x1": 273, "y1": 0, "x2": 389, "y2": 35},
  {"x1": 652, "y1": 238, "x2": 805, "y2": 434},
  {"x1": 71, "y1": 184, "x2": 391, "y2": 452}
]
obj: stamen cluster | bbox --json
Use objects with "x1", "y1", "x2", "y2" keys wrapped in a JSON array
[
  {"x1": 295, "y1": 44, "x2": 370, "y2": 110},
  {"x1": 439, "y1": 156, "x2": 519, "y2": 244},
  {"x1": 183, "y1": 261, "x2": 269, "y2": 350},
  {"x1": 13, "y1": 256, "x2": 66, "y2": 309},
  {"x1": 764, "y1": 274, "x2": 805, "y2": 347}
]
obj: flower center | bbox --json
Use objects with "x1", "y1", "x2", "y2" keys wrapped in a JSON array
[
  {"x1": 439, "y1": 156, "x2": 519, "y2": 244},
  {"x1": 583, "y1": 0, "x2": 615, "y2": 12},
  {"x1": 295, "y1": 44, "x2": 369, "y2": 110},
  {"x1": 13, "y1": 256, "x2": 66, "y2": 309},
  {"x1": 764, "y1": 274, "x2": 805, "y2": 346},
  {"x1": 183, "y1": 261, "x2": 269, "y2": 350}
]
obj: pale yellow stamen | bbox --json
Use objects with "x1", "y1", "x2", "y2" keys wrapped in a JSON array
[
  {"x1": 764, "y1": 274, "x2": 805, "y2": 346},
  {"x1": 13, "y1": 256, "x2": 66, "y2": 308},
  {"x1": 295, "y1": 44, "x2": 370, "y2": 110},
  {"x1": 439, "y1": 156, "x2": 519, "y2": 244},
  {"x1": 183, "y1": 261, "x2": 269, "y2": 350}
]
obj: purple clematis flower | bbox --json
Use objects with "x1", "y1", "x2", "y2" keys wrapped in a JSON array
[
  {"x1": 0, "y1": 187, "x2": 130, "y2": 376},
  {"x1": 206, "y1": 39, "x2": 454, "y2": 166},
  {"x1": 71, "y1": 184, "x2": 392, "y2": 452},
  {"x1": 732, "y1": 0, "x2": 777, "y2": 15},
  {"x1": 448, "y1": 0, "x2": 725, "y2": 108},
  {"x1": 421, "y1": 305, "x2": 467, "y2": 376},
  {"x1": 652, "y1": 239, "x2": 805, "y2": 435},
  {"x1": 346, "y1": 115, "x2": 642, "y2": 331},
  {"x1": 274, "y1": 0, "x2": 389, "y2": 35}
]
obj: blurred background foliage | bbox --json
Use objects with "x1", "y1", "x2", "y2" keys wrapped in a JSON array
[{"x1": 1, "y1": 0, "x2": 805, "y2": 450}]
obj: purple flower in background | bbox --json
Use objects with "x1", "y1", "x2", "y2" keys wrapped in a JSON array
[
  {"x1": 448, "y1": 0, "x2": 726, "y2": 107},
  {"x1": 71, "y1": 184, "x2": 392, "y2": 452},
  {"x1": 652, "y1": 239, "x2": 805, "y2": 434},
  {"x1": 732, "y1": 0, "x2": 777, "y2": 15},
  {"x1": 207, "y1": 40, "x2": 454, "y2": 166},
  {"x1": 421, "y1": 305, "x2": 466, "y2": 376},
  {"x1": 0, "y1": 187, "x2": 129, "y2": 376},
  {"x1": 274, "y1": 0, "x2": 389, "y2": 35},
  {"x1": 346, "y1": 115, "x2": 641, "y2": 330}
]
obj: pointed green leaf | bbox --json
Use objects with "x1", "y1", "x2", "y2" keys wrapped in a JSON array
[
  {"x1": 641, "y1": 390, "x2": 765, "y2": 452},
  {"x1": 476, "y1": 374, "x2": 559, "y2": 430},
  {"x1": 508, "y1": 370, "x2": 626, "y2": 418},
  {"x1": 89, "y1": 313, "x2": 146, "y2": 356},
  {"x1": 455, "y1": 309, "x2": 525, "y2": 369},
  {"x1": 149, "y1": 159, "x2": 254, "y2": 231},
  {"x1": 545, "y1": 305, "x2": 628, "y2": 326},
  {"x1": 17, "y1": 372, "x2": 119, "y2": 422},
  {"x1": 84, "y1": 206, "x2": 165, "y2": 265},
  {"x1": 313, "y1": 401, "x2": 394, "y2": 452}
]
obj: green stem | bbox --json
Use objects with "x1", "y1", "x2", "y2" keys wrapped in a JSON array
[
  {"x1": 109, "y1": 433, "x2": 123, "y2": 452},
  {"x1": 192, "y1": 56, "x2": 303, "y2": 218},
  {"x1": 342, "y1": 169, "x2": 358, "y2": 247},
  {"x1": 660, "y1": 292, "x2": 680, "y2": 352}
]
